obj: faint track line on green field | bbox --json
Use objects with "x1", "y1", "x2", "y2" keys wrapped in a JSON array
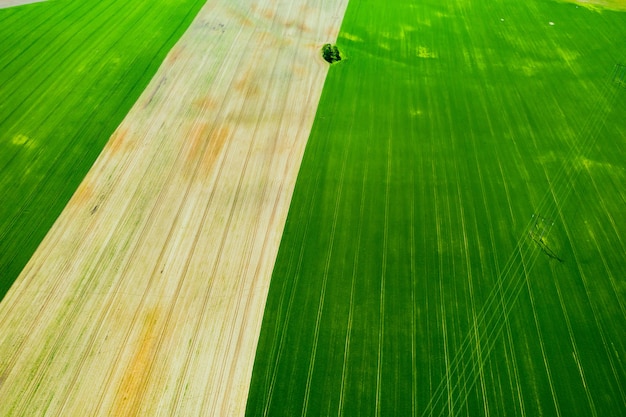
[
  {"x1": 0, "y1": 2, "x2": 82, "y2": 73},
  {"x1": 524, "y1": 259, "x2": 563, "y2": 417},
  {"x1": 427, "y1": 206, "x2": 549, "y2": 412},
  {"x1": 584, "y1": 213, "x2": 626, "y2": 319},
  {"x1": 443, "y1": 244, "x2": 544, "y2": 411},
  {"x1": 423, "y1": 216, "x2": 551, "y2": 415},
  {"x1": 426, "y1": 220, "x2": 544, "y2": 414},
  {"x1": 428, "y1": 128, "x2": 447, "y2": 417},
  {"x1": 475, "y1": 92, "x2": 526, "y2": 416},
  {"x1": 1, "y1": 3, "x2": 210, "y2": 412},
  {"x1": 452, "y1": 96, "x2": 491, "y2": 416},
  {"x1": 261, "y1": 172, "x2": 322, "y2": 417},
  {"x1": 302, "y1": 118, "x2": 353, "y2": 417},
  {"x1": 0, "y1": 0, "x2": 207, "y2": 294},
  {"x1": 240, "y1": 0, "x2": 330, "y2": 408},
  {"x1": 258, "y1": 34, "x2": 332, "y2": 413},
  {"x1": 245, "y1": 2, "x2": 626, "y2": 414},
  {"x1": 257, "y1": 0, "x2": 340, "y2": 399},
  {"x1": 0, "y1": 0, "x2": 120, "y2": 128},
  {"x1": 0, "y1": 1, "x2": 97, "y2": 80},
  {"x1": 422, "y1": 68, "x2": 623, "y2": 416},
  {"x1": 528, "y1": 69, "x2": 619, "y2": 227},
  {"x1": 423, "y1": 169, "x2": 563, "y2": 415},
  {"x1": 338, "y1": 157, "x2": 368, "y2": 416},
  {"x1": 0, "y1": 0, "x2": 115, "y2": 243},
  {"x1": 550, "y1": 207, "x2": 626, "y2": 409},
  {"x1": 494, "y1": 190, "x2": 527, "y2": 415},
  {"x1": 552, "y1": 266, "x2": 598, "y2": 417},
  {"x1": 545, "y1": 80, "x2": 626, "y2": 407},
  {"x1": 409, "y1": 165, "x2": 418, "y2": 417},
  {"x1": 375, "y1": 125, "x2": 392, "y2": 417}
]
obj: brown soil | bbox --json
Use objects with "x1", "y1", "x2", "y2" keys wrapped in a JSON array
[
  {"x1": 0, "y1": 0, "x2": 348, "y2": 415},
  {"x1": 0, "y1": 0, "x2": 46, "y2": 9}
]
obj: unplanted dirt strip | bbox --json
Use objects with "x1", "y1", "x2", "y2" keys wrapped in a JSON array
[
  {"x1": 0, "y1": 0, "x2": 348, "y2": 415},
  {"x1": 0, "y1": 0, "x2": 46, "y2": 8}
]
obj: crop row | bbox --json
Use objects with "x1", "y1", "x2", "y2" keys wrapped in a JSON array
[
  {"x1": 246, "y1": 0, "x2": 626, "y2": 415},
  {"x1": 0, "y1": 0, "x2": 206, "y2": 298}
]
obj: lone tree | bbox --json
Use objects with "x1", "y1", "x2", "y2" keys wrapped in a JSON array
[{"x1": 321, "y1": 43, "x2": 342, "y2": 64}]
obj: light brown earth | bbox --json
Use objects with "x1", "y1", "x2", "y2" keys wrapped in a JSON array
[
  {"x1": 0, "y1": 0, "x2": 347, "y2": 415},
  {"x1": 0, "y1": 0, "x2": 45, "y2": 8}
]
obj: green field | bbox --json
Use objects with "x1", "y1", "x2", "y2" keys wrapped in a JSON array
[
  {"x1": 246, "y1": 0, "x2": 626, "y2": 415},
  {"x1": 0, "y1": 0, "x2": 205, "y2": 298}
]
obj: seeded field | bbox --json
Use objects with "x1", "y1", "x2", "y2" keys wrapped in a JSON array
[
  {"x1": 563, "y1": 0, "x2": 626, "y2": 11},
  {"x1": 0, "y1": 0, "x2": 347, "y2": 415},
  {"x1": 0, "y1": 0, "x2": 205, "y2": 298},
  {"x1": 246, "y1": 0, "x2": 626, "y2": 415}
]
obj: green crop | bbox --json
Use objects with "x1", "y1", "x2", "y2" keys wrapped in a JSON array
[
  {"x1": 0, "y1": 0, "x2": 205, "y2": 298},
  {"x1": 247, "y1": 0, "x2": 626, "y2": 415}
]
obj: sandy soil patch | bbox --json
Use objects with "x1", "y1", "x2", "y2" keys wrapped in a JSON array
[
  {"x1": 0, "y1": 0, "x2": 46, "y2": 9},
  {"x1": 0, "y1": 0, "x2": 348, "y2": 415}
]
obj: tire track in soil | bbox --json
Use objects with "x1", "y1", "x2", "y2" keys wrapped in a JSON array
[{"x1": 0, "y1": 0, "x2": 352, "y2": 414}]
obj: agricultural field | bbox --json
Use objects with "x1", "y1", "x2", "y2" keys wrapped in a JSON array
[
  {"x1": 246, "y1": 0, "x2": 626, "y2": 416},
  {"x1": 0, "y1": 0, "x2": 348, "y2": 415},
  {"x1": 0, "y1": 0, "x2": 624, "y2": 415},
  {"x1": 0, "y1": 0, "x2": 206, "y2": 298},
  {"x1": 564, "y1": 0, "x2": 626, "y2": 11}
]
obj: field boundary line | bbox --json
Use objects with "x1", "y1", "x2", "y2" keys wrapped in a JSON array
[
  {"x1": 338, "y1": 157, "x2": 368, "y2": 416},
  {"x1": 301, "y1": 109, "x2": 353, "y2": 417}
]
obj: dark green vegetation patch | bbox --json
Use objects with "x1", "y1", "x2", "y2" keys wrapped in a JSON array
[
  {"x1": 322, "y1": 43, "x2": 342, "y2": 64},
  {"x1": 0, "y1": 0, "x2": 206, "y2": 299},
  {"x1": 247, "y1": 0, "x2": 626, "y2": 416}
]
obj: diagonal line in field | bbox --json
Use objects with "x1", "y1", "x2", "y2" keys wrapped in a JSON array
[
  {"x1": 338, "y1": 151, "x2": 370, "y2": 417},
  {"x1": 422, "y1": 68, "x2": 622, "y2": 416},
  {"x1": 375, "y1": 117, "x2": 393, "y2": 417},
  {"x1": 301, "y1": 121, "x2": 352, "y2": 417},
  {"x1": 0, "y1": 0, "x2": 350, "y2": 415}
]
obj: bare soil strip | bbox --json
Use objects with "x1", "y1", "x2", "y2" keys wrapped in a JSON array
[
  {"x1": 0, "y1": 0, "x2": 348, "y2": 415},
  {"x1": 0, "y1": 0, "x2": 46, "y2": 9}
]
